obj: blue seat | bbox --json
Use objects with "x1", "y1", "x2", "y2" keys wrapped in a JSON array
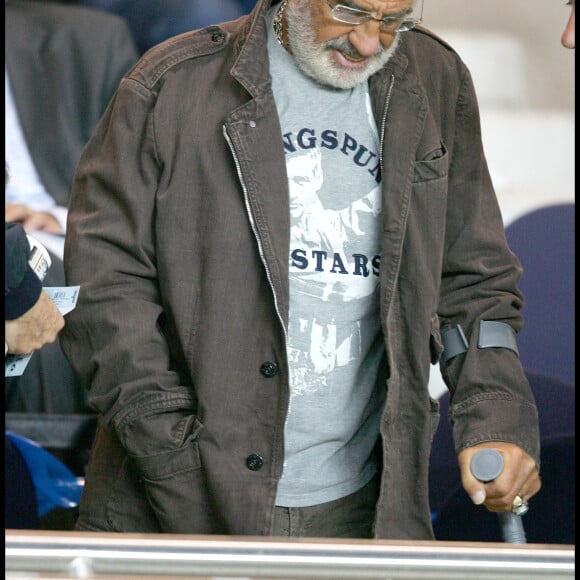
[
  {"x1": 429, "y1": 371, "x2": 575, "y2": 544},
  {"x1": 5, "y1": 431, "x2": 84, "y2": 526},
  {"x1": 504, "y1": 203, "x2": 575, "y2": 384}
]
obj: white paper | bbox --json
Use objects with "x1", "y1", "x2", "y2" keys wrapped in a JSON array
[{"x1": 44, "y1": 286, "x2": 80, "y2": 316}]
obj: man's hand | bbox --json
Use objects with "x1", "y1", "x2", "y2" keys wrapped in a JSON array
[
  {"x1": 458, "y1": 441, "x2": 541, "y2": 512},
  {"x1": 5, "y1": 290, "x2": 65, "y2": 354},
  {"x1": 5, "y1": 202, "x2": 63, "y2": 234}
]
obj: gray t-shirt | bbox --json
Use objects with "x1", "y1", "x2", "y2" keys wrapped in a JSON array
[{"x1": 267, "y1": 6, "x2": 386, "y2": 507}]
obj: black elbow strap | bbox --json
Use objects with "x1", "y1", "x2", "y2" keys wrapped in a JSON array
[
  {"x1": 478, "y1": 320, "x2": 519, "y2": 356},
  {"x1": 440, "y1": 325, "x2": 469, "y2": 363},
  {"x1": 441, "y1": 320, "x2": 519, "y2": 363}
]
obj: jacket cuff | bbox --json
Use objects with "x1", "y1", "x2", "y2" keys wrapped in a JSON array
[
  {"x1": 451, "y1": 393, "x2": 541, "y2": 468},
  {"x1": 5, "y1": 266, "x2": 42, "y2": 320}
]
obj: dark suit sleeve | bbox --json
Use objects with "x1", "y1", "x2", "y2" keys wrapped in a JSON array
[
  {"x1": 5, "y1": 222, "x2": 42, "y2": 320},
  {"x1": 5, "y1": 2, "x2": 140, "y2": 209},
  {"x1": 99, "y1": 11, "x2": 140, "y2": 106}
]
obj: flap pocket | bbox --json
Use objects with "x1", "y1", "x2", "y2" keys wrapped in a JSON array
[
  {"x1": 133, "y1": 438, "x2": 202, "y2": 481},
  {"x1": 414, "y1": 141, "x2": 449, "y2": 182},
  {"x1": 131, "y1": 415, "x2": 203, "y2": 481}
]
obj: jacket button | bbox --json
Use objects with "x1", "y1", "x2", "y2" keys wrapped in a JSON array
[
  {"x1": 207, "y1": 26, "x2": 225, "y2": 42},
  {"x1": 260, "y1": 361, "x2": 279, "y2": 377},
  {"x1": 246, "y1": 454, "x2": 264, "y2": 471}
]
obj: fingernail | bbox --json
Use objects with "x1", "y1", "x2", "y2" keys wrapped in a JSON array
[{"x1": 471, "y1": 490, "x2": 486, "y2": 505}]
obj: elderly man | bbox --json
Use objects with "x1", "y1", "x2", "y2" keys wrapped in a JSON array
[{"x1": 61, "y1": 0, "x2": 541, "y2": 538}]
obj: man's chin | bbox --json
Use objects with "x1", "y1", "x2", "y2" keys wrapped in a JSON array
[
  {"x1": 290, "y1": 38, "x2": 396, "y2": 90},
  {"x1": 299, "y1": 50, "x2": 393, "y2": 90}
]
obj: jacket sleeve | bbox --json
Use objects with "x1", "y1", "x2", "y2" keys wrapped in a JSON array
[
  {"x1": 437, "y1": 67, "x2": 540, "y2": 467},
  {"x1": 5, "y1": 222, "x2": 42, "y2": 320},
  {"x1": 61, "y1": 77, "x2": 198, "y2": 530}
]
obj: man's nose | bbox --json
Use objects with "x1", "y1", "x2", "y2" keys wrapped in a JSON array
[{"x1": 347, "y1": 20, "x2": 383, "y2": 56}]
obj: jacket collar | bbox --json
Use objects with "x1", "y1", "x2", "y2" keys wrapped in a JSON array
[{"x1": 230, "y1": 0, "x2": 275, "y2": 97}]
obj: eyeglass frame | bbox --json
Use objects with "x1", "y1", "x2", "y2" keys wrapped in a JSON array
[{"x1": 325, "y1": 0, "x2": 424, "y2": 32}]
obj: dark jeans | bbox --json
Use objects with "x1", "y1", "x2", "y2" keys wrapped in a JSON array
[{"x1": 272, "y1": 474, "x2": 379, "y2": 538}]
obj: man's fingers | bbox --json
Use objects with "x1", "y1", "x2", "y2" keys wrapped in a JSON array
[
  {"x1": 5, "y1": 203, "x2": 31, "y2": 222},
  {"x1": 23, "y1": 211, "x2": 64, "y2": 234}
]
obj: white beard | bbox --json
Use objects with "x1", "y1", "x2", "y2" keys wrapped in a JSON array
[{"x1": 285, "y1": 0, "x2": 400, "y2": 90}]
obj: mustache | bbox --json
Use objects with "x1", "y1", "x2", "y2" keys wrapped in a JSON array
[{"x1": 324, "y1": 36, "x2": 385, "y2": 60}]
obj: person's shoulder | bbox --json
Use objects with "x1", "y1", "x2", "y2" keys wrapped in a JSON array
[
  {"x1": 128, "y1": 18, "x2": 248, "y2": 91},
  {"x1": 6, "y1": 0, "x2": 133, "y2": 35},
  {"x1": 399, "y1": 26, "x2": 468, "y2": 78},
  {"x1": 405, "y1": 26, "x2": 461, "y2": 58}
]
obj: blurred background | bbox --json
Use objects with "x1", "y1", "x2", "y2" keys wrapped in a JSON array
[{"x1": 423, "y1": 0, "x2": 574, "y2": 111}]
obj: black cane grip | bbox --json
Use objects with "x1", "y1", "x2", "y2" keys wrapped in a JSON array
[{"x1": 470, "y1": 448, "x2": 527, "y2": 544}]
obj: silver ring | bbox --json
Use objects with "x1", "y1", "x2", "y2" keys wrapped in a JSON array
[{"x1": 512, "y1": 494, "x2": 529, "y2": 516}]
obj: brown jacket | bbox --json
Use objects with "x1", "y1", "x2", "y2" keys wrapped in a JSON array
[{"x1": 61, "y1": 0, "x2": 540, "y2": 538}]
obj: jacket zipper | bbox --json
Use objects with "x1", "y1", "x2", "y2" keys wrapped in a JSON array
[
  {"x1": 222, "y1": 125, "x2": 288, "y2": 339},
  {"x1": 379, "y1": 74, "x2": 395, "y2": 179}
]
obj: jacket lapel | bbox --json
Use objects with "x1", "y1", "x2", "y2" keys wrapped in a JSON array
[{"x1": 225, "y1": 0, "x2": 290, "y2": 328}]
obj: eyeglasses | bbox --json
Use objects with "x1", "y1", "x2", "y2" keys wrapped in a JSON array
[{"x1": 326, "y1": 0, "x2": 423, "y2": 32}]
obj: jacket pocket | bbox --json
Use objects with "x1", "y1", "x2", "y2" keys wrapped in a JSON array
[
  {"x1": 132, "y1": 415, "x2": 203, "y2": 480},
  {"x1": 129, "y1": 417, "x2": 218, "y2": 533},
  {"x1": 107, "y1": 455, "x2": 162, "y2": 532},
  {"x1": 414, "y1": 141, "x2": 449, "y2": 183}
]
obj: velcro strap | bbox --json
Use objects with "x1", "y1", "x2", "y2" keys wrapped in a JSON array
[
  {"x1": 441, "y1": 325, "x2": 469, "y2": 363},
  {"x1": 478, "y1": 320, "x2": 519, "y2": 356}
]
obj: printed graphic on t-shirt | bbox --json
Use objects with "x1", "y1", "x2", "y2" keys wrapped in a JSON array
[{"x1": 286, "y1": 116, "x2": 382, "y2": 397}]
